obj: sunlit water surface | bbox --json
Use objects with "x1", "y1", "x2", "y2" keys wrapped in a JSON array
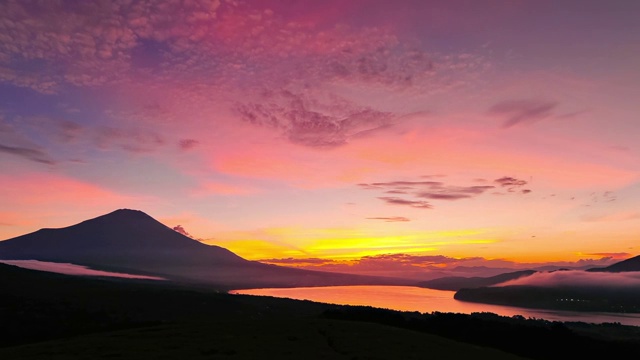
[{"x1": 231, "y1": 285, "x2": 640, "y2": 327}]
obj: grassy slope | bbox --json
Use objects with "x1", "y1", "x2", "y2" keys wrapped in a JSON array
[{"x1": 0, "y1": 319, "x2": 527, "y2": 360}]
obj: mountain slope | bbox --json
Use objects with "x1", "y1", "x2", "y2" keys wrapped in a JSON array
[
  {"x1": 0, "y1": 209, "x2": 407, "y2": 289},
  {"x1": 587, "y1": 255, "x2": 640, "y2": 272},
  {"x1": 417, "y1": 270, "x2": 536, "y2": 291},
  {"x1": 0, "y1": 209, "x2": 245, "y2": 267}
]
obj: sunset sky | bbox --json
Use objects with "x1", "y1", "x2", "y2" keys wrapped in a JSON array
[{"x1": 1, "y1": 0, "x2": 638, "y2": 270}]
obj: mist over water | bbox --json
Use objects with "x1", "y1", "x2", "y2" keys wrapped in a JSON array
[
  {"x1": 232, "y1": 285, "x2": 640, "y2": 327},
  {"x1": 496, "y1": 270, "x2": 640, "y2": 288}
]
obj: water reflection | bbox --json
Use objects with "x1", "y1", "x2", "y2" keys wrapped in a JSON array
[{"x1": 232, "y1": 285, "x2": 640, "y2": 327}]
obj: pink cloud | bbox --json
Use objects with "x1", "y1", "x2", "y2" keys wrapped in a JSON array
[{"x1": 172, "y1": 225, "x2": 193, "y2": 238}]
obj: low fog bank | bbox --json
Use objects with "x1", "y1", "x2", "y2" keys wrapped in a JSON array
[
  {"x1": 0, "y1": 260, "x2": 164, "y2": 280},
  {"x1": 496, "y1": 270, "x2": 640, "y2": 288}
]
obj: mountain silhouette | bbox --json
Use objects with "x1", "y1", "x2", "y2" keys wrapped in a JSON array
[
  {"x1": 587, "y1": 254, "x2": 640, "y2": 272},
  {"x1": 417, "y1": 270, "x2": 537, "y2": 291},
  {"x1": 0, "y1": 209, "x2": 407, "y2": 289}
]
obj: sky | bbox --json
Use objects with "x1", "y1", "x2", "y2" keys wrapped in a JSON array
[{"x1": 0, "y1": 0, "x2": 639, "y2": 273}]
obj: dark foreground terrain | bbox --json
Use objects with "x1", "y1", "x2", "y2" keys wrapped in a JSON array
[{"x1": 2, "y1": 263, "x2": 640, "y2": 360}]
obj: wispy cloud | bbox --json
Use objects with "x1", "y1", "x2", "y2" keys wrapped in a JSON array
[
  {"x1": 235, "y1": 90, "x2": 393, "y2": 148},
  {"x1": 489, "y1": 99, "x2": 558, "y2": 128},
  {"x1": 178, "y1": 139, "x2": 199, "y2": 151},
  {"x1": 366, "y1": 216, "x2": 411, "y2": 222},
  {"x1": 378, "y1": 197, "x2": 432, "y2": 209},
  {"x1": 0, "y1": 143, "x2": 55, "y2": 165},
  {"x1": 94, "y1": 126, "x2": 165, "y2": 154},
  {"x1": 417, "y1": 185, "x2": 495, "y2": 200},
  {"x1": 172, "y1": 224, "x2": 204, "y2": 241},
  {"x1": 359, "y1": 178, "x2": 515, "y2": 209},
  {"x1": 494, "y1": 176, "x2": 530, "y2": 193}
]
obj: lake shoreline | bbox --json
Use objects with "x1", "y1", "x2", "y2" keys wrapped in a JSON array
[{"x1": 231, "y1": 285, "x2": 640, "y2": 327}]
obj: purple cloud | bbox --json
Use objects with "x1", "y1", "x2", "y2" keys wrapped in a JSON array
[
  {"x1": 95, "y1": 127, "x2": 165, "y2": 154},
  {"x1": 0, "y1": 143, "x2": 55, "y2": 165},
  {"x1": 494, "y1": 176, "x2": 530, "y2": 193},
  {"x1": 371, "y1": 181, "x2": 443, "y2": 188},
  {"x1": 360, "y1": 179, "x2": 497, "y2": 207},
  {"x1": 179, "y1": 139, "x2": 199, "y2": 151},
  {"x1": 489, "y1": 99, "x2": 558, "y2": 128},
  {"x1": 378, "y1": 197, "x2": 432, "y2": 209},
  {"x1": 235, "y1": 90, "x2": 393, "y2": 148},
  {"x1": 417, "y1": 193, "x2": 472, "y2": 200}
]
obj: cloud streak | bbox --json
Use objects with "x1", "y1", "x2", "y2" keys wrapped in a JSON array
[
  {"x1": 366, "y1": 216, "x2": 411, "y2": 222},
  {"x1": 0, "y1": 143, "x2": 55, "y2": 165},
  {"x1": 378, "y1": 197, "x2": 432, "y2": 209},
  {"x1": 359, "y1": 177, "x2": 528, "y2": 209},
  {"x1": 489, "y1": 99, "x2": 558, "y2": 128}
]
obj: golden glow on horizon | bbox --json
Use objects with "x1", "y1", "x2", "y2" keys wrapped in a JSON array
[{"x1": 206, "y1": 226, "x2": 497, "y2": 260}]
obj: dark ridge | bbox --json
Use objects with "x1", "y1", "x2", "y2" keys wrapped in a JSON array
[{"x1": 587, "y1": 254, "x2": 640, "y2": 272}]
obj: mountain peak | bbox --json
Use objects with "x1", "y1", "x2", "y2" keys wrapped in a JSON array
[
  {"x1": 0, "y1": 208, "x2": 247, "y2": 268},
  {"x1": 103, "y1": 208, "x2": 153, "y2": 219}
]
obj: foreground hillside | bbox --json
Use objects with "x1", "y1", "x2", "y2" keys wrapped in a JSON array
[
  {"x1": 2, "y1": 263, "x2": 640, "y2": 360},
  {"x1": 0, "y1": 319, "x2": 528, "y2": 360}
]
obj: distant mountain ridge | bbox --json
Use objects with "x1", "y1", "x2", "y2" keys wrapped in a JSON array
[
  {"x1": 587, "y1": 255, "x2": 640, "y2": 272},
  {"x1": 0, "y1": 209, "x2": 408, "y2": 289},
  {"x1": 417, "y1": 270, "x2": 537, "y2": 291}
]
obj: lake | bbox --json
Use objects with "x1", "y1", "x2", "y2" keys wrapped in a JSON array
[{"x1": 231, "y1": 285, "x2": 640, "y2": 327}]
